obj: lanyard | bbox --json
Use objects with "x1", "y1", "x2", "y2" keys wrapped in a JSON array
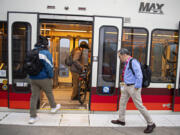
[{"x1": 122, "y1": 56, "x2": 132, "y2": 81}]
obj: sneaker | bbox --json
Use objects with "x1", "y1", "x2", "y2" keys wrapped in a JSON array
[
  {"x1": 144, "y1": 123, "x2": 156, "y2": 133},
  {"x1": 28, "y1": 117, "x2": 39, "y2": 124},
  {"x1": 50, "y1": 104, "x2": 61, "y2": 113}
]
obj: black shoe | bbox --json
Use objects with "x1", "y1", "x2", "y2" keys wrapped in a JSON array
[
  {"x1": 144, "y1": 123, "x2": 156, "y2": 133},
  {"x1": 71, "y1": 96, "x2": 78, "y2": 100},
  {"x1": 111, "y1": 120, "x2": 125, "y2": 126}
]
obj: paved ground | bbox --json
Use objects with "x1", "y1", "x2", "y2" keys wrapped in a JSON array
[
  {"x1": 0, "y1": 125, "x2": 180, "y2": 135},
  {"x1": 0, "y1": 108, "x2": 180, "y2": 135}
]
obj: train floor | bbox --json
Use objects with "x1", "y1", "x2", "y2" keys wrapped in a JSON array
[
  {"x1": 0, "y1": 110, "x2": 180, "y2": 135},
  {"x1": 40, "y1": 85, "x2": 89, "y2": 110}
]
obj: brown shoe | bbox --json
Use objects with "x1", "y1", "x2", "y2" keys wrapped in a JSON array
[
  {"x1": 111, "y1": 120, "x2": 125, "y2": 126},
  {"x1": 144, "y1": 123, "x2": 156, "y2": 133}
]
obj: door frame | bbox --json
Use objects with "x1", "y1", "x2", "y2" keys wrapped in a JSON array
[
  {"x1": 8, "y1": 12, "x2": 38, "y2": 108},
  {"x1": 90, "y1": 16, "x2": 123, "y2": 111},
  {"x1": 172, "y1": 21, "x2": 180, "y2": 111}
]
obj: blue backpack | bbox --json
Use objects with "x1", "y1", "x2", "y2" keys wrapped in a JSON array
[{"x1": 129, "y1": 59, "x2": 151, "y2": 88}]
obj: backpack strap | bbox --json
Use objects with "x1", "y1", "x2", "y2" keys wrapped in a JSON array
[
  {"x1": 78, "y1": 48, "x2": 83, "y2": 61},
  {"x1": 129, "y1": 58, "x2": 135, "y2": 75}
]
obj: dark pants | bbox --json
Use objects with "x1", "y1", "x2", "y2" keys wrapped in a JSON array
[
  {"x1": 30, "y1": 79, "x2": 56, "y2": 117},
  {"x1": 71, "y1": 72, "x2": 79, "y2": 99}
]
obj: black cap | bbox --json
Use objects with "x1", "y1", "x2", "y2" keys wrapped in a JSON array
[
  {"x1": 79, "y1": 41, "x2": 89, "y2": 49},
  {"x1": 35, "y1": 36, "x2": 49, "y2": 48},
  {"x1": 39, "y1": 36, "x2": 48, "y2": 45}
]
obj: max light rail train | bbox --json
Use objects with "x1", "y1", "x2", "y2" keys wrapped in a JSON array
[{"x1": 0, "y1": 0, "x2": 180, "y2": 111}]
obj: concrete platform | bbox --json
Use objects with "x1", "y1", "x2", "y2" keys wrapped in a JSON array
[{"x1": 0, "y1": 108, "x2": 180, "y2": 135}]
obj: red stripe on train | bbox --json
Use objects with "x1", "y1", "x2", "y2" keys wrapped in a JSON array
[
  {"x1": 91, "y1": 95, "x2": 172, "y2": 103},
  {"x1": 0, "y1": 91, "x2": 8, "y2": 107}
]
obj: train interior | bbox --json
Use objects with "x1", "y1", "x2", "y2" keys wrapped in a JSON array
[{"x1": 39, "y1": 21, "x2": 92, "y2": 110}]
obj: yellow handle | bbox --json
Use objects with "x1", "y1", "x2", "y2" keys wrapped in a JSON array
[{"x1": 0, "y1": 63, "x2": 4, "y2": 70}]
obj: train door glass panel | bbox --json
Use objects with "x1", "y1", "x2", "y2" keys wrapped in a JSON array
[
  {"x1": 59, "y1": 38, "x2": 70, "y2": 77},
  {"x1": 151, "y1": 30, "x2": 178, "y2": 83},
  {"x1": 97, "y1": 26, "x2": 118, "y2": 94},
  {"x1": 12, "y1": 22, "x2": 31, "y2": 92},
  {"x1": 0, "y1": 22, "x2": 8, "y2": 76}
]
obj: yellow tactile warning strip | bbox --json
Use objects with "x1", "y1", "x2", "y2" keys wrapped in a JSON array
[{"x1": 40, "y1": 108, "x2": 88, "y2": 111}]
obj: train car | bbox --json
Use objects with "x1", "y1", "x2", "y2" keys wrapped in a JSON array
[{"x1": 0, "y1": 0, "x2": 180, "y2": 111}]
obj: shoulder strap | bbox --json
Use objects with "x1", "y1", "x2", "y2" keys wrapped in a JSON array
[
  {"x1": 80, "y1": 49, "x2": 83, "y2": 59},
  {"x1": 129, "y1": 58, "x2": 135, "y2": 75},
  {"x1": 77, "y1": 48, "x2": 83, "y2": 61}
]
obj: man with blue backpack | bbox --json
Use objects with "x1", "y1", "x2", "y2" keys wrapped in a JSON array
[
  {"x1": 111, "y1": 48, "x2": 156, "y2": 133},
  {"x1": 25, "y1": 36, "x2": 60, "y2": 124}
]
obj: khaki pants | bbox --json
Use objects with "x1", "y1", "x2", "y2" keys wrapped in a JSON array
[
  {"x1": 119, "y1": 85, "x2": 153, "y2": 125},
  {"x1": 71, "y1": 72, "x2": 79, "y2": 99},
  {"x1": 30, "y1": 79, "x2": 56, "y2": 117}
]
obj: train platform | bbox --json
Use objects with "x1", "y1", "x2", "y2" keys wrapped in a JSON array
[{"x1": 0, "y1": 108, "x2": 180, "y2": 135}]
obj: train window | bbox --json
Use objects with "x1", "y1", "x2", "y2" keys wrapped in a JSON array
[
  {"x1": 121, "y1": 28, "x2": 148, "y2": 81},
  {"x1": 0, "y1": 22, "x2": 8, "y2": 78},
  {"x1": 151, "y1": 29, "x2": 178, "y2": 83},
  {"x1": 97, "y1": 26, "x2": 118, "y2": 95},
  {"x1": 12, "y1": 22, "x2": 31, "y2": 79},
  {"x1": 122, "y1": 28, "x2": 148, "y2": 64},
  {"x1": 59, "y1": 38, "x2": 70, "y2": 77}
]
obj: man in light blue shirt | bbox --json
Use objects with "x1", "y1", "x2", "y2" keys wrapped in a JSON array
[
  {"x1": 111, "y1": 48, "x2": 156, "y2": 134},
  {"x1": 123, "y1": 56, "x2": 143, "y2": 89}
]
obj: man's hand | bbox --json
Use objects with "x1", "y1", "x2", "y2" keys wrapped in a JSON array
[{"x1": 82, "y1": 65, "x2": 88, "y2": 72}]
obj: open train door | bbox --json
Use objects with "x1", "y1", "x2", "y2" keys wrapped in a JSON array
[
  {"x1": 90, "y1": 16, "x2": 123, "y2": 111},
  {"x1": 172, "y1": 21, "x2": 180, "y2": 111},
  {"x1": 8, "y1": 12, "x2": 38, "y2": 109}
]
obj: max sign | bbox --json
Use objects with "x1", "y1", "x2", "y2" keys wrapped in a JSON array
[{"x1": 139, "y1": 2, "x2": 164, "y2": 14}]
